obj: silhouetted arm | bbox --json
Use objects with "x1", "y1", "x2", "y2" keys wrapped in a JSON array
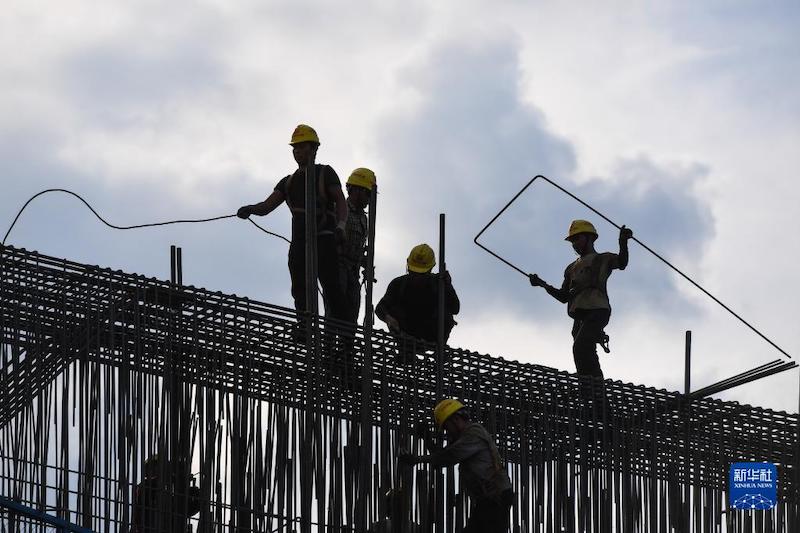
[
  {"x1": 529, "y1": 272, "x2": 570, "y2": 304},
  {"x1": 617, "y1": 225, "x2": 633, "y2": 270},
  {"x1": 237, "y1": 190, "x2": 285, "y2": 218}
]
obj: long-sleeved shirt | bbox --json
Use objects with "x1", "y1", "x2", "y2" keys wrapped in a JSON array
[
  {"x1": 426, "y1": 423, "x2": 512, "y2": 501},
  {"x1": 375, "y1": 273, "x2": 460, "y2": 342}
]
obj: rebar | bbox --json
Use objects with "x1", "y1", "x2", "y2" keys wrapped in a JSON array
[{"x1": 1, "y1": 243, "x2": 798, "y2": 532}]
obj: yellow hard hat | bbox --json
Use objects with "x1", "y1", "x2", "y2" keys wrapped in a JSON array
[
  {"x1": 433, "y1": 399, "x2": 465, "y2": 429},
  {"x1": 289, "y1": 124, "x2": 320, "y2": 145},
  {"x1": 346, "y1": 168, "x2": 376, "y2": 191},
  {"x1": 565, "y1": 219, "x2": 598, "y2": 241},
  {"x1": 407, "y1": 244, "x2": 435, "y2": 273}
]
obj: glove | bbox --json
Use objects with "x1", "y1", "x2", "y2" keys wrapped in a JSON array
[
  {"x1": 528, "y1": 273, "x2": 544, "y2": 287},
  {"x1": 236, "y1": 206, "x2": 252, "y2": 219},
  {"x1": 619, "y1": 225, "x2": 633, "y2": 242}
]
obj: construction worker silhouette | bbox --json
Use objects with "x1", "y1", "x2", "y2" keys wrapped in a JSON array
[
  {"x1": 529, "y1": 220, "x2": 633, "y2": 378},
  {"x1": 132, "y1": 454, "x2": 201, "y2": 533},
  {"x1": 376, "y1": 244, "x2": 459, "y2": 362},
  {"x1": 400, "y1": 399, "x2": 514, "y2": 533},
  {"x1": 338, "y1": 168, "x2": 376, "y2": 326},
  {"x1": 237, "y1": 125, "x2": 348, "y2": 340}
]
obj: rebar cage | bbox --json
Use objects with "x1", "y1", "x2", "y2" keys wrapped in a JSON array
[{"x1": 1, "y1": 244, "x2": 798, "y2": 532}]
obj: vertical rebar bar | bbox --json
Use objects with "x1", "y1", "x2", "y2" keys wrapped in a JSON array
[{"x1": 685, "y1": 330, "x2": 692, "y2": 395}]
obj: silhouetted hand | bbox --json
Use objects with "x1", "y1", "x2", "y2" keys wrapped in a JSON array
[
  {"x1": 529, "y1": 274, "x2": 544, "y2": 287},
  {"x1": 619, "y1": 225, "x2": 633, "y2": 243},
  {"x1": 441, "y1": 270, "x2": 452, "y2": 284},
  {"x1": 236, "y1": 206, "x2": 252, "y2": 219}
]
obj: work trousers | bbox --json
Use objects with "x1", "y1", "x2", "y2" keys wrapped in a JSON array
[
  {"x1": 339, "y1": 267, "x2": 362, "y2": 324},
  {"x1": 288, "y1": 235, "x2": 346, "y2": 321},
  {"x1": 463, "y1": 490, "x2": 513, "y2": 533},
  {"x1": 570, "y1": 308, "x2": 611, "y2": 379}
]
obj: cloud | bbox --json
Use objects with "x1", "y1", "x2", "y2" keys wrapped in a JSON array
[{"x1": 372, "y1": 35, "x2": 716, "y2": 327}]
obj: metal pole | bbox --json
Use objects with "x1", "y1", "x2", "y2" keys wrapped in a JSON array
[
  {"x1": 176, "y1": 246, "x2": 182, "y2": 286},
  {"x1": 362, "y1": 185, "x2": 378, "y2": 332},
  {"x1": 437, "y1": 213, "x2": 446, "y2": 397},
  {"x1": 683, "y1": 329, "x2": 692, "y2": 532},
  {"x1": 301, "y1": 157, "x2": 318, "y2": 533},
  {"x1": 435, "y1": 213, "x2": 446, "y2": 533},
  {"x1": 304, "y1": 161, "x2": 319, "y2": 319},
  {"x1": 170, "y1": 245, "x2": 176, "y2": 285},
  {"x1": 684, "y1": 330, "x2": 691, "y2": 395},
  {"x1": 358, "y1": 184, "x2": 377, "y2": 533}
]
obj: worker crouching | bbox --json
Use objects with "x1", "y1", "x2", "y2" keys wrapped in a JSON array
[
  {"x1": 376, "y1": 244, "x2": 459, "y2": 363},
  {"x1": 400, "y1": 399, "x2": 514, "y2": 533}
]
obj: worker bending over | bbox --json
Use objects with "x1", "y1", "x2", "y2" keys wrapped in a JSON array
[
  {"x1": 132, "y1": 454, "x2": 201, "y2": 533},
  {"x1": 237, "y1": 125, "x2": 348, "y2": 339},
  {"x1": 529, "y1": 220, "x2": 633, "y2": 379},
  {"x1": 400, "y1": 399, "x2": 514, "y2": 533},
  {"x1": 338, "y1": 168, "x2": 376, "y2": 325},
  {"x1": 376, "y1": 244, "x2": 459, "y2": 360}
]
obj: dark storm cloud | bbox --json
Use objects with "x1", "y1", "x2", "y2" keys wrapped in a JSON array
[{"x1": 374, "y1": 36, "x2": 715, "y2": 322}]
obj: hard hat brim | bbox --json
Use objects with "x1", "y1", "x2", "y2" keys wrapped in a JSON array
[
  {"x1": 565, "y1": 231, "x2": 597, "y2": 241},
  {"x1": 407, "y1": 263, "x2": 433, "y2": 273}
]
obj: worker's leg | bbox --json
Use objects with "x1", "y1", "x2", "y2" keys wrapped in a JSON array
[
  {"x1": 317, "y1": 235, "x2": 347, "y2": 321},
  {"x1": 571, "y1": 309, "x2": 610, "y2": 379},
  {"x1": 341, "y1": 271, "x2": 361, "y2": 324},
  {"x1": 572, "y1": 309, "x2": 612, "y2": 439},
  {"x1": 336, "y1": 271, "x2": 361, "y2": 363},
  {"x1": 288, "y1": 241, "x2": 307, "y2": 315},
  {"x1": 464, "y1": 495, "x2": 512, "y2": 533}
]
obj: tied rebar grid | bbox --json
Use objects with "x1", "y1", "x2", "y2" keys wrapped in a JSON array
[{"x1": 0, "y1": 243, "x2": 798, "y2": 533}]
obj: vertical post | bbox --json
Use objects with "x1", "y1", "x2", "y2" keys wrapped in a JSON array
[
  {"x1": 304, "y1": 161, "x2": 319, "y2": 319},
  {"x1": 683, "y1": 329, "x2": 692, "y2": 531},
  {"x1": 170, "y1": 245, "x2": 177, "y2": 285},
  {"x1": 358, "y1": 185, "x2": 378, "y2": 533},
  {"x1": 435, "y1": 214, "x2": 446, "y2": 533},
  {"x1": 176, "y1": 247, "x2": 183, "y2": 286},
  {"x1": 301, "y1": 160, "x2": 318, "y2": 533},
  {"x1": 436, "y1": 213, "x2": 446, "y2": 397},
  {"x1": 684, "y1": 330, "x2": 692, "y2": 395}
]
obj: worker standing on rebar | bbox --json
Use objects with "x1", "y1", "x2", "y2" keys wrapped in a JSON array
[
  {"x1": 400, "y1": 399, "x2": 514, "y2": 533},
  {"x1": 529, "y1": 220, "x2": 633, "y2": 378},
  {"x1": 338, "y1": 168, "x2": 376, "y2": 326},
  {"x1": 237, "y1": 124, "x2": 348, "y2": 340},
  {"x1": 375, "y1": 244, "x2": 459, "y2": 361}
]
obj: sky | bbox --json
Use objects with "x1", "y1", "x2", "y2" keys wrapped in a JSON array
[{"x1": 2, "y1": 1, "x2": 799, "y2": 413}]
